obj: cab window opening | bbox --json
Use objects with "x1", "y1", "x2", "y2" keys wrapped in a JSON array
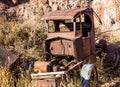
[
  {"x1": 81, "y1": 14, "x2": 92, "y2": 37},
  {"x1": 47, "y1": 14, "x2": 92, "y2": 34}
]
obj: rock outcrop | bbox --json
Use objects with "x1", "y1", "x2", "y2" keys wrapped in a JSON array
[{"x1": 92, "y1": 0, "x2": 120, "y2": 30}]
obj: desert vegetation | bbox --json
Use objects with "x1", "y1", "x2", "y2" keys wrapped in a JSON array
[
  {"x1": 0, "y1": 0, "x2": 120, "y2": 87},
  {"x1": 0, "y1": 15, "x2": 47, "y2": 87}
]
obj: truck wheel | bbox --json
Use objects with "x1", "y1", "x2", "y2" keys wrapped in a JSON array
[
  {"x1": 81, "y1": 64, "x2": 98, "y2": 87},
  {"x1": 89, "y1": 66, "x2": 98, "y2": 87},
  {"x1": 113, "y1": 50, "x2": 120, "y2": 68},
  {"x1": 106, "y1": 44, "x2": 120, "y2": 68}
]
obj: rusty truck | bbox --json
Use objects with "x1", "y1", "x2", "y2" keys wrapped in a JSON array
[{"x1": 31, "y1": 7, "x2": 120, "y2": 87}]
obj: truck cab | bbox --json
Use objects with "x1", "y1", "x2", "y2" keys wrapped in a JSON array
[
  {"x1": 41, "y1": 7, "x2": 95, "y2": 62},
  {"x1": 31, "y1": 7, "x2": 120, "y2": 87}
]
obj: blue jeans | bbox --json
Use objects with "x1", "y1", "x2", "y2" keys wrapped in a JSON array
[{"x1": 82, "y1": 78, "x2": 90, "y2": 87}]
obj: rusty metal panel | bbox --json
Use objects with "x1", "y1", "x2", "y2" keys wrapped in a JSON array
[
  {"x1": 73, "y1": 36, "x2": 83, "y2": 61},
  {"x1": 50, "y1": 39, "x2": 74, "y2": 56},
  {"x1": 0, "y1": 48, "x2": 18, "y2": 69},
  {"x1": 62, "y1": 39, "x2": 73, "y2": 55},
  {"x1": 47, "y1": 32, "x2": 75, "y2": 40},
  {"x1": 76, "y1": 30, "x2": 82, "y2": 36},
  {"x1": 41, "y1": 8, "x2": 87, "y2": 20},
  {"x1": 50, "y1": 40, "x2": 62, "y2": 54},
  {"x1": 83, "y1": 38, "x2": 91, "y2": 57},
  {"x1": 34, "y1": 61, "x2": 51, "y2": 73},
  {"x1": 31, "y1": 79, "x2": 56, "y2": 87},
  {"x1": 84, "y1": 45, "x2": 91, "y2": 56}
]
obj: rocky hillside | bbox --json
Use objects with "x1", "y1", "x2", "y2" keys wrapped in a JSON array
[
  {"x1": 0, "y1": 0, "x2": 120, "y2": 87},
  {"x1": 0, "y1": 0, "x2": 120, "y2": 58},
  {"x1": 0, "y1": 0, "x2": 120, "y2": 65},
  {"x1": 0, "y1": 0, "x2": 120, "y2": 30}
]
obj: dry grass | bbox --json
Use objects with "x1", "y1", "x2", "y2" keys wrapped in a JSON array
[
  {"x1": 59, "y1": 73, "x2": 82, "y2": 87},
  {"x1": 0, "y1": 2, "x2": 120, "y2": 86},
  {"x1": 0, "y1": 67, "x2": 31, "y2": 87},
  {"x1": 0, "y1": 15, "x2": 46, "y2": 87},
  {"x1": 109, "y1": 29, "x2": 120, "y2": 43},
  {"x1": 0, "y1": 19, "x2": 46, "y2": 60}
]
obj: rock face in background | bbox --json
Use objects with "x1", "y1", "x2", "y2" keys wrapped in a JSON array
[
  {"x1": 92, "y1": 0, "x2": 120, "y2": 42},
  {"x1": 0, "y1": 0, "x2": 120, "y2": 41},
  {"x1": 92, "y1": 0, "x2": 120, "y2": 30},
  {"x1": 0, "y1": 0, "x2": 120, "y2": 29}
]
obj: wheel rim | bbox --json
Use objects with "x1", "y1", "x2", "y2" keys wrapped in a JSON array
[
  {"x1": 89, "y1": 66, "x2": 98, "y2": 87},
  {"x1": 114, "y1": 51, "x2": 120, "y2": 67}
]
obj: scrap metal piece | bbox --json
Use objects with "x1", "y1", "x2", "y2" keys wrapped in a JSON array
[
  {"x1": 0, "y1": 47, "x2": 18, "y2": 69},
  {"x1": 41, "y1": 8, "x2": 90, "y2": 20},
  {"x1": 34, "y1": 61, "x2": 51, "y2": 73}
]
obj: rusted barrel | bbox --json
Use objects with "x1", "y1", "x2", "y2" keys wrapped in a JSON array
[{"x1": 34, "y1": 61, "x2": 51, "y2": 73}]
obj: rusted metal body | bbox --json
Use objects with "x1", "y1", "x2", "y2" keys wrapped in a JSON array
[
  {"x1": 34, "y1": 61, "x2": 51, "y2": 73},
  {"x1": 43, "y1": 7, "x2": 95, "y2": 62},
  {"x1": 31, "y1": 7, "x2": 120, "y2": 87},
  {"x1": 41, "y1": 8, "x2": 87, "y2": 20},
  {"x1": 32, "y1": 7, "x2": 97, "y2": 87},
  {"x1": 31, "y1": 79, "x2": 57, "y2": 87},
  {"x1": 0, "y1": 47, "x2": 18, "y2": 69}
]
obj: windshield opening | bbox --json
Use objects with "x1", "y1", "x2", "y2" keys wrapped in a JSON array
[{"x1": 48, "y1": 19, "x2": 74, "y2": 32}]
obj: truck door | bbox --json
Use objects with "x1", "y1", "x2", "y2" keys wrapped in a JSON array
[{"x1": 81, "y1": 14, "x2": 92, "y2": 57}]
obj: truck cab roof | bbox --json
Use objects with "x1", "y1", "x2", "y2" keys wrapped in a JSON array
[{"x1": 41, "y1": 7, "x2": 93, "y2": 20}]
